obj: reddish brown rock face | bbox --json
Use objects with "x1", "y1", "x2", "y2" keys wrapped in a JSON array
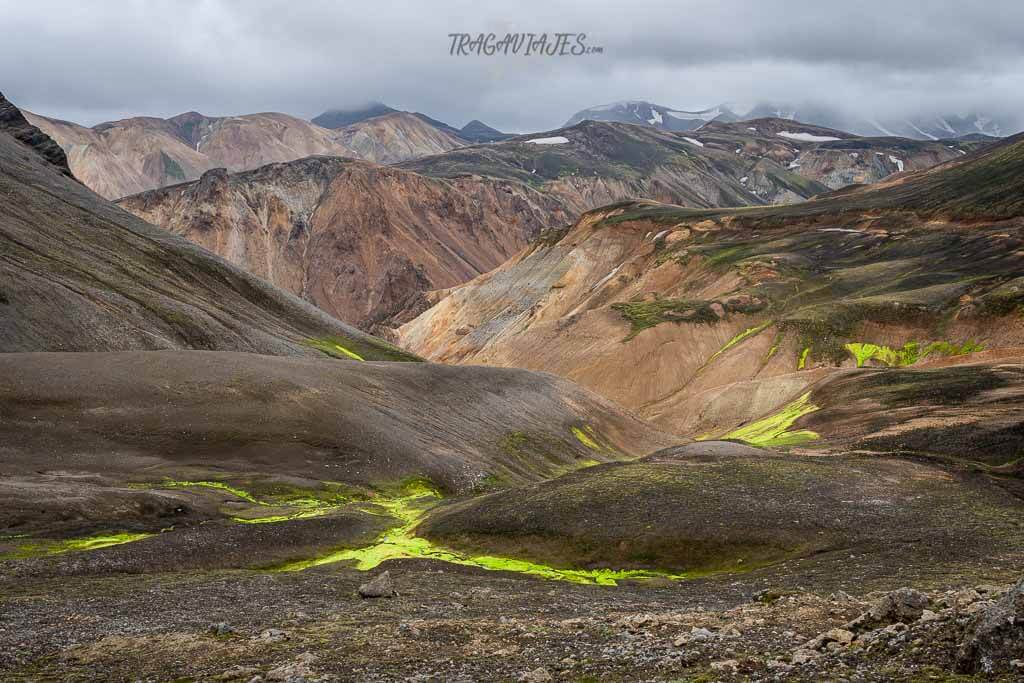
[{"x1": 118, "y1": 158, "x2": 566, "y2": 331}]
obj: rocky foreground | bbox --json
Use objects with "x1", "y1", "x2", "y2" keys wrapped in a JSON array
[{"x1": 3, "y1": 561, "x2": 1024, "y2": 681}]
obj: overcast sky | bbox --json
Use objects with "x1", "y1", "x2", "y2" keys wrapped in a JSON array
[{"x1": 3, "y1": 0, "x2": 1023, "y2": 132}]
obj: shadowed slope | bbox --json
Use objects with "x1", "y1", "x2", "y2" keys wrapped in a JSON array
[
  {"x1": 0, "y1": 351, "x2": 676, "y2": 539},
  {"x1": 0, "y1": 93, "x2": 414, "y2": 359}
]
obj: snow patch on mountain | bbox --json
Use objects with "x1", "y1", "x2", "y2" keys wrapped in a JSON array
[
  {"x1": 777, "y1": 131, "x2": 841, "y2": 142},
  {"x1": 526, "y1": 136, "x2": 569, "y2": 145}
]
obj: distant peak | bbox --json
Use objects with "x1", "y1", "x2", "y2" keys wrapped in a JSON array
[{"x1": 312, "y1": 102, "x2": 397, "y2": 129}]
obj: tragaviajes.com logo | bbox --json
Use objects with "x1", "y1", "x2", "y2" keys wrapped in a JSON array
[{"x1": 448, "y1": 33, "x2": 603, "y2": 56}]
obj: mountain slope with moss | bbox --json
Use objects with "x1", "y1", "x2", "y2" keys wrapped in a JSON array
[{"x1": 400, "y1": 132, "x2": 1024, "y2": 438}]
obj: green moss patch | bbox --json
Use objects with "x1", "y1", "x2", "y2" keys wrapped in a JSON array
[
  {"x1": 611, "y1": 298, "x2": 720, "y2": 340},
  {"x1": 845, "y1": 340, "x2": 984, "y2": 368},
  {"x1": 304, "y1": 335, "x2": 421, "y2": 363},
  {"x1": 1, "y1": 532, "x2": 153, "y2": 561},
  {"x1": 706, "y1": 322, "x2": 773, "y2": 365},
  {"x1": 141, "y1": 479, "x2": 356, "y2": 524},
  {"x1": 720, "y1": 392, "x2": 820, "y2": 447},
  {"x1": 273, "y1": 483, "x2": 689, "y2": 585}
]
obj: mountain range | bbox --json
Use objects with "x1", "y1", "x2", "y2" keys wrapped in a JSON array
[
  {"x1": 567, "y1": 100, "x2": 1017, "y2": 140},
  {"x1": 114, "y1": 116, "x2": 975, "y2": 332}
]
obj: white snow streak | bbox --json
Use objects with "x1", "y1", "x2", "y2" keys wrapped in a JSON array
[{"x1": 777, "y1": 131, "x2": 841, "y2": 142}]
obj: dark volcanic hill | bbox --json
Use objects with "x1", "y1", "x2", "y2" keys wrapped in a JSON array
[
  {"x1": 312, "y1": 101, "x2": 399, "y2": 128},
  {"x1": 0, "y1": 351, "x2": 674, "y2": 540},
  {"x1": 458, "y1": 119, "x2": 514, "y2": 143}
]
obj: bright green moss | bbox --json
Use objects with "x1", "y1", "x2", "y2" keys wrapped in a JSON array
[
  {"x1": 572, "y1": 426, "x2": 602, "y2": 450},
  {"x1": 845, "y1": 340, "x2": 984, "y2": 368},
  {"x1": 156, "y1": 480, "x2": 261, "y2": 503},
  {"x1": 306, "y1": 338, "x2": 365, "y2": 360},
  {"x1": 921, "y1": 340, "x2": 985, "y2": 358},
  {"x1": 720, "y1": 392, "x2": 820, "y2": 447},
  {"x1": 274, "y1": 485, "x2": 690, "y2": 585},
  {"x1": 144, "y1": 479, "x2": 352, "y2": 524},
  {"x1": 1, "y1": 532, "x2": 152, "y2": 560},
  {"x1": 797, "y1": 347, "x2": 810, "y2": 369},
  {"x1": 303, "y1": 335, "x2": 422, "y2": 363},
  {"x1": 763, "y1": 332, "x2": 783, "y2": 363}
]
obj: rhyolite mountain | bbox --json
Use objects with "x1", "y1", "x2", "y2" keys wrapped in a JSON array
[
  {"x1": 399, "y1": 119, "x2": 834, "y2": 212},
  {"x1": 402, "y1": 118, "x2": 970, "y2": 208},
  {"x1": 690, "y1": 117, "x2": 970, "y2": 190},
  {"x1": 314, "y1": 103, "x2": 512, "y2": 143},
  {"x1": 24, "y1": 110, "x2": 355, "y2": 199},
  {"x1": 331, "y1": 111, "x2": 465, "y2": 164},
  {"x1": 116, "y1": 118, "x2": 831, "y2": 332},
  {"x1": 118, "y1": 157, "x2": 565, "y2": 331},
  {"x1": 26, "y1": 107, "x2": 468, "y2": 199},
  {"x1": 400, "y1": 131, "x2": 1024, "y2": 442},
  {"x1": 119, "y1": 117, "x2": 971, "y2": 332}
]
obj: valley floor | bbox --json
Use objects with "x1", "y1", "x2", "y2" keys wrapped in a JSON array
[{"x1": 2, "y1": 548, "x2": 1022, "y2": 681}]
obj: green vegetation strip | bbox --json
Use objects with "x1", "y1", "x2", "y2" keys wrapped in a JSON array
[
  {"x1": 1, "y1": 532, "x2": 152, "y2": 560},
  {"x1": 706, "y1": 322, "x2": 772, "y2": 365},
  {"x1": 720, "y1": 392, "x2": 820, "y2": 447},
  {"x1": 275, "y1": 483, "x2": 689, "y2": 586}
]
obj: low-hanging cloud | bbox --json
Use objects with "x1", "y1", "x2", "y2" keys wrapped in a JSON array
[{"x1": 2, "y1": 0, "x2": 1023, "y2": 133}]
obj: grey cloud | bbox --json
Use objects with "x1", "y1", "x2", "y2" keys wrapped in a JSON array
[{"x1": 2, "y1": 0, "x2": 1022, "y2": 132}]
